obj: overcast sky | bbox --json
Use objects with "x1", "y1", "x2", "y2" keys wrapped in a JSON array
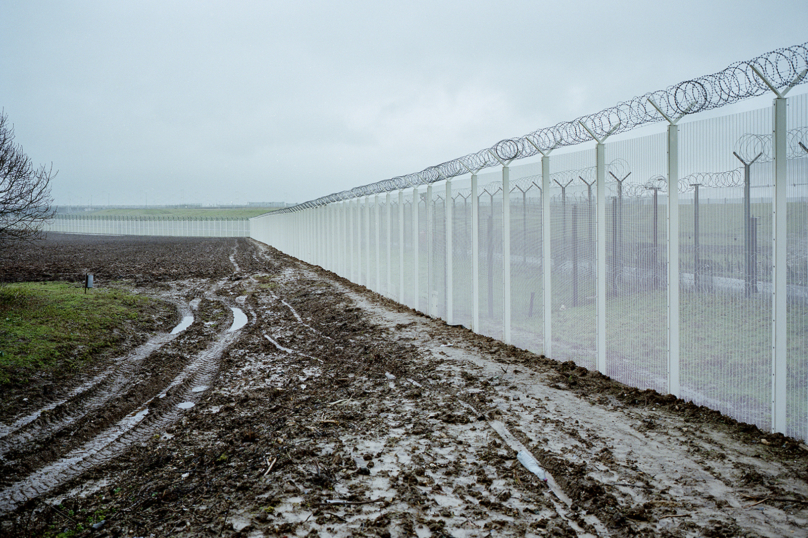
[{"x1": 2, "y1": 1, "x2": 807, "y2": 207}]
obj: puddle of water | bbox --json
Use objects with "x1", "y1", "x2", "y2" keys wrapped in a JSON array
[
  {"x1": 177, "y1": 402, "x2": 195, "y2": 409},
  {"x1": 228, "y1": 308, "x2": 247, "y2": 332},
  {"x1": 171, "y1": 315, "x2": 194, "y2": 334},
  {"x1": 191, "y1": 385, "x2": 209, "y2": 393}
]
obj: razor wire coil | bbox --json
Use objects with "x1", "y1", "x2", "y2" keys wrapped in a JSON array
[{"x1": 275, "y1": 42, "x2": 808, "y2": 213}]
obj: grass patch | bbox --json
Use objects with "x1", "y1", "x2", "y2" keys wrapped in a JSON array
[{"x1": 0, "y1": 282, "x2": 174, "y2": 385}]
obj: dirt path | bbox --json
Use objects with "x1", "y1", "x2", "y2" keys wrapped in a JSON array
[{"x1": 1, "y1": 236, "x2": 807, "y2": 537}]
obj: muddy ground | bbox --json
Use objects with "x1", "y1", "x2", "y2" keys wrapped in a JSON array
[{"x1": 1, "y1": 233, "x2": 807, "y2": 538}]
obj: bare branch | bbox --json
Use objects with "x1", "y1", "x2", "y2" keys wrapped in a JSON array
[{"x1": 0, "y1": 111, "x2": 56, "y2": 249}]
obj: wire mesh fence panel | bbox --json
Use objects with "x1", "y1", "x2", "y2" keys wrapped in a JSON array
[
  {"x1": 432, "y1": 193, "x2": 447, "y2": 320},
  {"x1": 359, "y1": 199, "x2": 369, "y2": 288},
  {"x1": 402, "y1": 198, "x2": 415, "y2": 310},
  {"x1": 386, "y1": 199, "x2": 400, "y2": 300},
  {"x1": 787, "y1": 92, "x2": 808, "y2": 441},
  {"x1": 509, "y1": 161, "x2": 544, "y2": 355},
  {"x1": 477, "y1": 172, "x2": 504, "y2": 341},
  {"x1": 452, "y1": 186, "x2": 473, "y2": 330},
  {"x1": 44, "y1": 216, "x2": 251, "y2": 237},
  {"x1": 549, "y1": 149, "x2": 596, "y2": 369},
  {"x1": 679, "y1": 105, "x2": 773, "y2": 431},
  {"x1": 605, "y1": 133, "x2": 668, "y2": 392},
  {"x1": 372, "y1": 199, "x2": 380, "y2": 294},
  {"x1": 418, "y1": 193, "x2": 429, "y2": 313},
  {"x1": 376, "y1": 197, "x2": 388, "y2": 297}
]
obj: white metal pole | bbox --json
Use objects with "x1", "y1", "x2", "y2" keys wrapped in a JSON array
[
  {"x1": 341, "y1": 201, "x2": 347, "y2": 276},
  {"x1": 386, "y1": 192, "x2": 392, "y2": 297},
  {"x1": 503, "y1": 164, "x2": 512, "y2": 344},
  {"x1": 748, "y1": 65, "x2": 805, "y2": 433},
  {"x1": 426, "y1": 184, "x2": 434, "y2": 316},
  {"x1": 772, "y1": 96, "x2": 787, "y2": 433},
  {"x1": 336, "y1": 200, "x2": 348, "y2": 278},
  {"x1": 667, "y1": 124, "x2": 681, "y2": 397},
  {"x1": 356, "y1": 198, "x2": 362, "y2": 283},
  {"x1": 488, "y1": 151, "x2": 514, "y2": 344},
  {"x1": 375, "y1": 193, "x2": 381, "y2": 293},
  {"x1": 331, "y1": 202, "x2": 344, "y2": 276},
  {"x1": 349, "y1": 200, "x2": 355, "y2": 282},
  {"x1": 357, "y1": 201, "x2": 362, "y2": 280},
  {"x1": 542, "y1": 154, "x2": 552, "y2": 357},
  {"x1": 648, "y1": 97, "x2": 685, "y2": 399},
  {"x1": 412, "y1": 186, "x2": 420, "y2": 311},
  {"x1": 365, "y1": 196, "x2": 371, "y2": 287},
  {"x1": 445, "y1": 179, "x2": 453, "y2": 325},
  {"x1": 596, "y1": 142, "x2": 607, "y2": 374},
  {"x1": 332, "y1": 203, "x2": 337, "y2": 273},
  {"x1": 471, "y1": 173, "x2": 480, "y2": 332},
  {"x1": 580, "y1": 122, "x2": 620, "y2": 374},
  {"x1": 399, "y1": 189, "x2": 405, "y2": 304}
]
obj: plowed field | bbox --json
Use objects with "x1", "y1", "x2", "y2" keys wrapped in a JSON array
[{"x1": 1, "y1": 233, "x2": 806, "y2": 538}]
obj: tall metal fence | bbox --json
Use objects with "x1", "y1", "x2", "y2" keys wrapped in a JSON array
[
  {"x1": 251, "y1": 43, "x2": 808, "y2": 442},
  {"x1": 45, "y1": 214, "x2": 250, "y2": 237}
]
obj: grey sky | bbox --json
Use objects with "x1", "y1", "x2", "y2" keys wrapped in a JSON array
[{"x1": 2, "y1": 1, "x2": 806, "y2": 207}]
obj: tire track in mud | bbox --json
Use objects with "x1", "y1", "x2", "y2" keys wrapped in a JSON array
[
  {"x1": 0, "y1": 331, "x2": 177, "y2": 459},
  {"x1": 0, "y1": 322, "x2": 244, "y2": 514},
  {"x1": 0, "y1": 240, "x2": 258, "y2": 516}
]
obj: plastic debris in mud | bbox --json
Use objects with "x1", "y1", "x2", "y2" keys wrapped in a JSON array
[{"x1": 517, "y1": 450, "x2": 547, "y2": 481}]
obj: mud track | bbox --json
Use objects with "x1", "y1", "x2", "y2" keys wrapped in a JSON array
[{"x1": 1, "y1": 234, "x2": 807, "y2": 537}]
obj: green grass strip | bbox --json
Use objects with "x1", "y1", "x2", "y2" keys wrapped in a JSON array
[{"x1": 0, "y1": 282, "x2": 172, "y2": 385}]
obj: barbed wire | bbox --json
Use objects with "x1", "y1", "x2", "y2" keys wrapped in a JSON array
[{"x1": 274, "y1": 42, "x2": 808, "y2": 213}]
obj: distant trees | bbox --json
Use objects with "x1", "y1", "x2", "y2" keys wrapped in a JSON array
[{"x1": 0, "y1": 111, "x2": 55, "y2": 248}]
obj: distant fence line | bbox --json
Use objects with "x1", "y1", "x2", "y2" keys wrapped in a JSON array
[
  {"x1": 251, "y1": 43, "x2": 808, "y2": 444},
  {"x1": 45, "y1": 214, "x2": 250, "y2": 237}
]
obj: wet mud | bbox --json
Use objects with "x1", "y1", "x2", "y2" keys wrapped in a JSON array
[{"x1": 0, "y1": 234, "x2": 807, "y2": 537}]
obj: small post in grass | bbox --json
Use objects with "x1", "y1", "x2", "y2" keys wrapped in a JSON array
[{"x1": 84, "y1": 274, "x2": 94, "y2": 294}]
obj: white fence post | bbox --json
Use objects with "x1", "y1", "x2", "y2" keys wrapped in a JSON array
[
  {"x1": 581, "y1": 121, "x2": 620, "y2": 374},
  {"x1": 489, "y1": 152, "x2": 514, "y2": 344},
  {"x1": 772, "y1": 95, "x2": 788, "y2": 434},
  {"x1": 399, "y1": 189, "x2": 405, "y2": 304},
  {"x1": 526, "y1": 139, "x2": 556, "y2": 358},
  {"x1": 349, "y1": 200, "x2": 355, "y2": 282},
  {"x1": 374, "y1": 194, "x2": 381, "y2": 293},
  {"x1": 648, "y1": 98, "x2": 686, "y2": 398},
  {"x1": 412, "y1": 186, "x2": 420, "y2": 311},
  {"x1": 365, "y1": 196, "x2": 371, "y2": 287},
  {"x1": 330, "y1": 203, "x2": 336, "y2": 272},
  {"x1": 445, "y1": 179, "x2": 453, "y2": 325},
  {"x1": 502, "y1": 164, "x2": 511, "y2": 343},
  {"x1": 426, "y1": 184, "x2": 434, "y2": 316},
  {"x1": 471, "y1": 173, "x2": 480, "y2": 332},
  {"x1": 750, "y1": 65, "x2": 805, "y2": 433},
  {"x1": 341, "y1": 201, "x2": 348, "y2": 277},
  {"x1": 386, "y1": 192, "x2": 392, "y2": 298}
]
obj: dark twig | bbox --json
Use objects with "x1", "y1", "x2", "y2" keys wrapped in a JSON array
[
  {"x1": 219, "y1": 498, "x2": 231, "y2": 537},
  {"x1": 325, "y1": 511, "x2": 346, "y2": 521},
  {"x1": 744, "y1": 497, "x2": 770, "y2": 509},
  {"x1": 320, "y1": 499, "x2": 387, "y2": 506},
  {"x1": 50, "y1": 506, "x2": 78, "y2": 524}
]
